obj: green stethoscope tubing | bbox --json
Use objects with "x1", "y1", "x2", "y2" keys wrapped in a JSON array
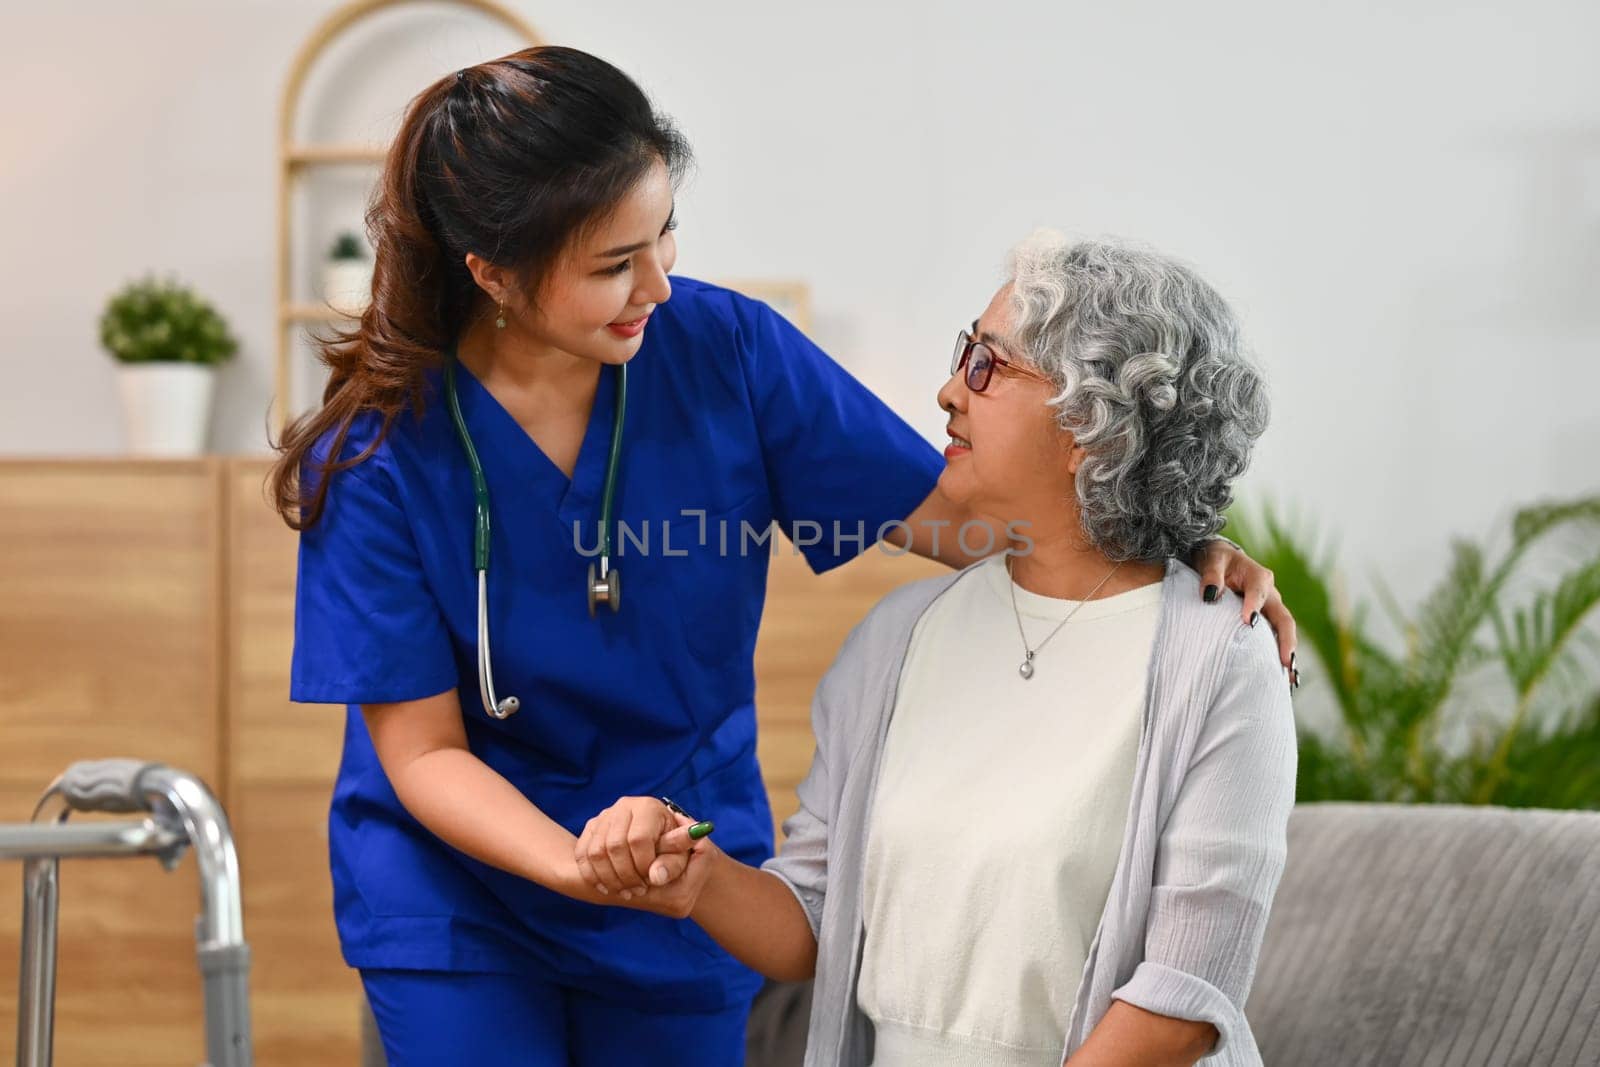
[{"x1": 443, "y1": 352, "x2": 628, "y2": 719}]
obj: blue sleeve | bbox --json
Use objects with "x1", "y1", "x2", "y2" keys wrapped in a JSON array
[
  {"x1": 289, "y1": 455, "x2": 459, "y2": 705},
  {"x1": 733, "y1": 296, "x2": 944, "y2": 574}
]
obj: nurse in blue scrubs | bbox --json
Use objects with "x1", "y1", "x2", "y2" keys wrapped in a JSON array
[{"x1": 271, "y1": 46, "x2": 1292, "y2": 1066}]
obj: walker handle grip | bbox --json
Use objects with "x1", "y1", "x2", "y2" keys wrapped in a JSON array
[{"x1": 58, "y1": 759, "x2": 163, "y2": 814}]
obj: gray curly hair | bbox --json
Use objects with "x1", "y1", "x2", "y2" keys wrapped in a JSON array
[{"x1": 1007, "y1": 231, "x2": 1269, "y2": 561}]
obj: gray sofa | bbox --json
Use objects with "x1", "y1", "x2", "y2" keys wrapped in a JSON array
[
  {"x1": 363, "y1": 802, "x2": 1600, "y2": 1065},
  {"x1": 744, "y1": 802, "x2": 1600, "y2": 1066}
]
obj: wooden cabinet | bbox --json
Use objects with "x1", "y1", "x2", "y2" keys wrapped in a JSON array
[
  {"x1": 0, "y1": 459, "x2": 359, "y2": 1065},
  {"x1": 225, "y1": 459, "x2": 360, "y2": 1065},
  {"x1": 0, "y1": 458, "x2": 941, "y2": 1063},
  {"x1": 0, "y1": 461, "x2": 225, "y2": 1066}
]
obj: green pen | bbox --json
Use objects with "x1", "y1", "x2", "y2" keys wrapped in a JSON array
[{"x1": 659, "y1": 796, "x2": 715, "y2": 842}]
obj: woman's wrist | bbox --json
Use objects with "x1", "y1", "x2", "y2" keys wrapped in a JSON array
[
  {"x1": 686, "y1": 842, "x2": 730, "y2": 923},
  {"x1": 537, "y1": 839, "x2": 605, "y2": 904}
]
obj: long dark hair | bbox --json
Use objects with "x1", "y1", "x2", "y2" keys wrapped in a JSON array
[{"x1": 268, "y1": 46, "x2": 691, "y2": 530}]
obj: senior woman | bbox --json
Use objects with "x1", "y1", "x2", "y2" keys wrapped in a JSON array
[{"x1": 577, "y1": 233, "x2": 1297, "y2": 1067}]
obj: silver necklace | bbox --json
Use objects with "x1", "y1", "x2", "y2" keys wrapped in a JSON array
[{"x1": 1006, "y1": 555, "x2": 1124, "y2": 680}]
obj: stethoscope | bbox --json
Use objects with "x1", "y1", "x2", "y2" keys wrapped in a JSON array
[{"x1": 443, "y1": 352, "x2": 628, "y2": 719}]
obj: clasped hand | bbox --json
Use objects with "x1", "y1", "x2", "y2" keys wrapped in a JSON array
[{"x1": 573, "y1": 797, "x2": 713, "y2": 918}]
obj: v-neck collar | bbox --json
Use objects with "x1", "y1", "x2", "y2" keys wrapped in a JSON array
[{"x1": 449, "y1": 355, "x2": 619, "y2": 525}]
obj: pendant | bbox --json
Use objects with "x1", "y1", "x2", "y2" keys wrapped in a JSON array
[{"x1": 1019, "y1": 652, "x2": 1035, "y2": 680}]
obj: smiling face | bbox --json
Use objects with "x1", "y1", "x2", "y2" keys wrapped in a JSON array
[
  {"x1": 936, "y1": 284, "x2": 1081, "y2": 529},
  {"x1": 530, "y1": 156, "x2": 678, "y2": 363},
  {"x1": 469, "y1": 156, "x2": 679, "y2": 367}
]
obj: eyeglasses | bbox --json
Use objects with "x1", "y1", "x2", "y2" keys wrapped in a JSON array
[{"x1": 951, "y1": 321, "x2": 1046, "y2": 393}]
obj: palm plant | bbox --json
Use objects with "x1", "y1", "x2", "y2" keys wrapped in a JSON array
[{"x1": 1226, "y1": 497, "x2": 1600, "y2": 809}]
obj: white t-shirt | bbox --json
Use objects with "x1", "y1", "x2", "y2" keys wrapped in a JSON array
[{"x1": 857, "y1": 554, "x2": 1162, "y2": 1066}]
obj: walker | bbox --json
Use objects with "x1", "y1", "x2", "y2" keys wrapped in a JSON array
[{"x1": 0, "y1": 760, "x2": 252, "y2": 1066}]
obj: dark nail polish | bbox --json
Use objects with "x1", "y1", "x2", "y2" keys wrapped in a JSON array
[
  {"x1": 1249, "y1": 611, "x2": 1260, "y2": 628},
  {"x1": 1291, "y1": 668, "x2": 1301, "y2": 690},
  {"x1": 1290, "y1": 651, "x2": 1297, "y2": 669},
  {"x1": 1204, "y1": 585, "x2": 1219, "y2": 603}
]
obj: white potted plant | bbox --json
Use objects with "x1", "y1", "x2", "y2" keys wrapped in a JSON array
[
  {"x1": 323, "y1": 231, "x2": 372, "y2": 317},
  {"x1": 99, "y1": 275, "x2": 238, "y2": 456}
]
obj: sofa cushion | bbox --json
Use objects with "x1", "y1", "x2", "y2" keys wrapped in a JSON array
[{"x1": 1247, "y1": 802, "x2": 1600, "y2": 1066}]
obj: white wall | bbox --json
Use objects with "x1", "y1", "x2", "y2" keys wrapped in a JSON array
[{"x1": 2, "y1": 0, "x2": 1597, "y2": 606}]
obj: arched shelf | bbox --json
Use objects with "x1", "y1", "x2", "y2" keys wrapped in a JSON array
[{"x1": 273, "y1": 0, "x2": 542, "y2": 434}]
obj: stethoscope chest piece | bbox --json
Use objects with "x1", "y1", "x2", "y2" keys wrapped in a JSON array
[{"x1": 588, "y1": 562, "x2": 621, "y2": 617}]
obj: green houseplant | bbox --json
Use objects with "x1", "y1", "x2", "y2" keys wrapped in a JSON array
[
  {"x1": 322, "y1": 230, "x2": 372, "y2": 317},
  {"x1": 1228, "y1": 497, "x2": 1600, "y2": 810},
  {"x1": 100, "y1": 275, "x2": 237, "y2": 456}
]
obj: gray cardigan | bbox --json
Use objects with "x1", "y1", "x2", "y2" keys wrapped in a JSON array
[{"x1": 761, "y1": 558, "x2": 1298, "y2": 1066}]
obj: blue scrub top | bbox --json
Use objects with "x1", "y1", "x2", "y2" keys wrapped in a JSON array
[{"x1": 289, "y1": 277, "x2": 943, "y2": 1010}]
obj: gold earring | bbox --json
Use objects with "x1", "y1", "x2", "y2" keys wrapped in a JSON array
[{"x1": 495, "y1": 301, "x2": 507, "y2": 329}]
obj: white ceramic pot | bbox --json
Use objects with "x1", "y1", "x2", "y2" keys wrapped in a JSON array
[
  {"x1": 323, "y1": 259, "x2": 373, "y2": 317},
  {"x1": 117, "y1": 363, "x2": 218, "y2": 457}
]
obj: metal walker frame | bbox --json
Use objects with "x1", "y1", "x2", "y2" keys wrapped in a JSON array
[{"x1": 0, "y1": 760, "x2": 252, "y2": 1066}]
